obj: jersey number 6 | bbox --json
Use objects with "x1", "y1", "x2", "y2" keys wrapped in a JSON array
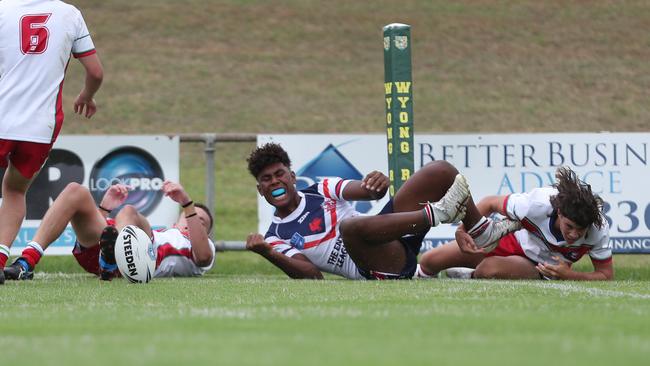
[{"x1": 20, "y1": 14, "x2": 51, "y2": 54}]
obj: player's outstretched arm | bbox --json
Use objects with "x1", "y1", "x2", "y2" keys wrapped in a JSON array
[
  {"x1": 163, "y1": 181, "x2": 213, "y2": 266},
  {"x1": 74, "y1": 54, "x2": 104, "y2": 118},
  {"x1": 342, "y1": 171, "x2": 390, "y2": 201},
  {"x1": 246, "y1": 233, "x2": 323, "y2": 279}
]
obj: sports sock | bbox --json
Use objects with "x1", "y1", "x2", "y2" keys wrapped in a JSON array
[
  {"x1": 422, "y1": 204, "x2": 438, "y2": 227},
  {"x1": 468, "y1": 216, "x2": 490, "y2": 244},
  {"x1": 467, "y1": 216, "x2": 489, "y2": 236},
  {"x1": 0, "y1": 244, "x2": 9, "y2": 268},
  {"x1": 99, "y1": 256, "x2": 117, "y2": 272},
  {"x1": 21, "y1": 241, "x2": 45, "y2": 270}
]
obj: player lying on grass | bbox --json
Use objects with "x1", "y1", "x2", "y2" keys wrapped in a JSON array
[
  {"x1": 417, "y1": 167, "x2": 613, "y2": 280},
  {"x1": 245, "y1": 143, "x2": 519, "y2": 280},
  {"x1": 3, "y1": 181, "x2": 215, "y2": 281}
]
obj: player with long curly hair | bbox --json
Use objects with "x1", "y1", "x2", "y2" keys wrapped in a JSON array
[{"x1": 417, "y1": 166, "x2": 613, "y2": 280}]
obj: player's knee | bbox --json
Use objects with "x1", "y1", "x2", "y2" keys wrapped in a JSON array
[
  {"x1": 419, "y1": 160, "x2": 459, "y2": 188},
  {"x1": 59, "y1": 182, "x2": 88, "y2": 204},
  {"x1": 421, "y1": 160, "x2": 458, "y2": 177},
  {"x1": 474, "y1": 262, "x2": 499, "y2": 279},
  {"x1": 418, "y1": 248, "x2": 446, "y2": 275},
  {"x1": 116, "y1": 205, "x2": 139, "y2": 218},
  {"x1": 61, "y1": 182, "x2": 86, "y2": 197}
]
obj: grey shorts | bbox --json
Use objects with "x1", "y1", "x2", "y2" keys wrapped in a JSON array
[{"x1": 154, "y1": 256, "x2": 204, "y2": 278}]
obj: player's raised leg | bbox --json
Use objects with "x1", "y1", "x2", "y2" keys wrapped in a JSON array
[
  {"x1": 393, "y1": 160, "x2": 521, "y2": 253},
  {"x1": 416, "y1": 240, "x2": 484, "y2": 278},
  {"x1": 340, "y1": 161, "x2": 472, "y2": 276},
  {"x1": 3, "y1": 182, "x2": 107, "y2": 280},
  {"x1": 114, "y1": 205, "x2": 153, "y2": 236},
  {"x1": 474, "y1": 256, "x2": 540, "y2": 280}
]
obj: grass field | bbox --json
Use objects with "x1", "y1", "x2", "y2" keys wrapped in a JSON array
[{"x1": 2, "y1": 254, "x2": 650, "y2": 366}]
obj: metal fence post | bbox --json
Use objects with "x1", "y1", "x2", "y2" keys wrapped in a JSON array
[
  {"x1": 203, "y1": 133, "x2": 216, "y2": 222},
  {"x1": 178, "y1": 133, "x2": 255, "y2": 249}
]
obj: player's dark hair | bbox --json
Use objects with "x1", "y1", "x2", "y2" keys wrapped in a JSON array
[
  {"x1": 194, "y1": 202, "x2": 214, "y2": 233},
  {"x1": 550, "y1": 167, "x2": 603, "y2": 229},
  {"x1": 247, "y1": 143, "x2": 292, "y2": 179}
]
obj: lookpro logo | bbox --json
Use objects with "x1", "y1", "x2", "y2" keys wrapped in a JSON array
[
  {"x1": 89, "y1": 147, "x2": 164, "y2": 216},
  {"x1": 296, "y1": 144, "x2": 372, "y2": 213}
]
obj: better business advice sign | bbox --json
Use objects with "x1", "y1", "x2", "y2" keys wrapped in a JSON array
[
  {"x1": 258, "y1": 133, "x2": 650, "y2": 254},
  {"x1": 1, "y1": 135, "x2": 179, "y2": 255}
]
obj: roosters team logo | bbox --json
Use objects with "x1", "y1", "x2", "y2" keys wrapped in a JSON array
[{"x1": 308, "y1": 217, "x2": 323, "y2": 233}]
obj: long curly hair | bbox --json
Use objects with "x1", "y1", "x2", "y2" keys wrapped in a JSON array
[
  {"x1": 247, "y1": 143, "x2": 292, "y2": 179},
  {"x1": 549, "y1": 167, "x2": 604, "y2": 229}
]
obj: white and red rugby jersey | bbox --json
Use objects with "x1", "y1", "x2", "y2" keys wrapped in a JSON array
[
  {"x1": 153, "y1": 227, "x2": 216, "y2": 275},
  {"x1": 0, "y1": 0, "x2": 96, "y2": 144},
  {"x1": 264, "y1": 178, "x2": 365, "y2": 279},
  {"x1": 503, "y1": 187, "x2": 612, "y2": 265}
]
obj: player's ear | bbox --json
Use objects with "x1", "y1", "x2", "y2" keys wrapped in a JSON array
[{"x1": 290, "y1": 171, "x2": 296, "y2": 184}]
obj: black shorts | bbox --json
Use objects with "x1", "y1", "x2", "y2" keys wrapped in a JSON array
[{"x1": 357, "y1": 199, "x2": 426, "y2": 280}]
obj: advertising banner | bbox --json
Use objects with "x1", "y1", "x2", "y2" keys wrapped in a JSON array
[
  {"x1": 258, "y1": 133, "x2": 650, "y2": 254},
  {"x1": 1, "y1": 135, "x2": 179, "y2": 255}
]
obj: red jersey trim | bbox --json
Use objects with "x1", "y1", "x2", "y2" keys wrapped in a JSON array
[
  {"x1": 322, "y1": 179, "x2": 332, "y2": 199},
  {"x1": 502, "y1": 194, "x2": 513, "y2": 219},
  {"x1": 335, "y1": 179, "x2": 344, "y2": 198},
  {"x1": 156, "y1": 244, "x2": 192, "y2": 267},
  {"x1": 73, "y1": 49, "x2": 96, "y2": 58}
]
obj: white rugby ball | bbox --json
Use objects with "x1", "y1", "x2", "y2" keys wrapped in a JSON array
[{"x1": 115, "y1": 225, "x2": 156, "y2": 283}]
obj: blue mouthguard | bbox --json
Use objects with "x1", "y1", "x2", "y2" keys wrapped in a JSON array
[{"x1": 271, "y1": 188, "x2": 286, "y2": 197}]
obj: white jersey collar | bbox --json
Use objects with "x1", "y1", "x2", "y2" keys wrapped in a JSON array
[{"x1": 272, "y1": 191, "x2": 306, "y2": 224}]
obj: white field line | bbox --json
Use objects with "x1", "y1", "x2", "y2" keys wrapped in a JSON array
[
  {"x1": 510, "y1": 281, "x2": 650, "y2": 300},
  {"x1": 28, "y1": 272, "x2": 650, "y2": 300}
]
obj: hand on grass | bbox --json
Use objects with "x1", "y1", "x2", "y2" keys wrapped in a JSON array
[
  {"x1": 246, "y1": 233, "x2": 271, "y2": 254},
  {"x1": 536, "y1": 256, "x2": 571, "y2": 280}
]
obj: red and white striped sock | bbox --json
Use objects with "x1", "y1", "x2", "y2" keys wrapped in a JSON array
[
  {"x1": 422, "y1": 204, "x2": 437, "y2": 227},
  {"x1": 21, "y1": 241, "x2": 44, "y2": 270},
  {"x1": 467, "y1": 216, "x2": 489, "y2": 239}
]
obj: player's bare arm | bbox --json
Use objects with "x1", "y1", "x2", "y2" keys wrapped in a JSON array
[
  {"x1": 74, "y1": 54, "x2": 104, "y2": 118},
  {"x1": 163, "y1": 180, "x2": 213, "y2": 267},
  {"x1": 246, "y1": 233, "x2": 323, "y2": 279},
  {"x1": 342, "y1": 171, "x2": 390, "y2": 201},
  {"x1": 98, "y1": 184, "x2": 129, "y2": 218},
  {"x1": 476, "y1": 195, "x2": 508, "y2": 217}
]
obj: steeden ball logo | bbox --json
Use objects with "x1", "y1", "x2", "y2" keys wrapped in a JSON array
[{"x1": 89, "y1": 147, "x2": 164, "y2": 216}]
